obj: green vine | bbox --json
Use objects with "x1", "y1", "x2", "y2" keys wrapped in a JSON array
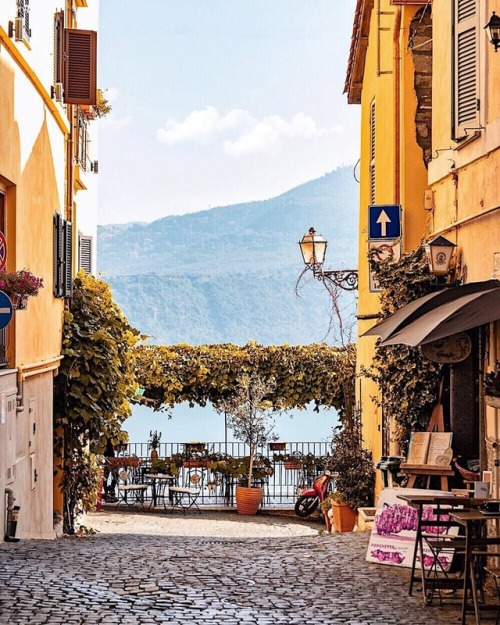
[
  {"x1": 366, "y1": 243, "x2": 443, "y2": 449},
  {"x1": 54, "y1": 272, "x2": 140, "y2": 533},
  {"x1": 135, "y1": 342, "x2": 356, "y2": 417}
]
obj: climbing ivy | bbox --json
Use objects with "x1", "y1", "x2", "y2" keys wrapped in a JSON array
[
  {"x1": 135, "y1": 342, "x2": 356, "y2": 418},
  {"x1": 54, "y1": 272, "x2": 140, "y2": 532},
  {"x1": 367, "y1": 243, "x2": 443, "y2": 448}
]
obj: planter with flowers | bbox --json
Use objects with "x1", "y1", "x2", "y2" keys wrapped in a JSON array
[{"x1": 0, "y1": 269, "x2": 43, "y2": 310}]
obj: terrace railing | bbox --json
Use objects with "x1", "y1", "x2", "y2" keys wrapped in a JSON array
[{"x1": 110, "y1": 441, "x2": 331, "y2": 508}]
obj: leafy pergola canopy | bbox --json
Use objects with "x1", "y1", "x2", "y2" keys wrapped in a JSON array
[{"x1": 135, "y1": 342, "x2": 355, "y2": 416}]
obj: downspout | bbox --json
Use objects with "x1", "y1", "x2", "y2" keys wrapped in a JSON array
[
  {"x1": 393, "y1": 6, "x2": 402, "y2": 205},
  {"x1": 16, "y1": 358, "x2": 63, "y2": 412}
]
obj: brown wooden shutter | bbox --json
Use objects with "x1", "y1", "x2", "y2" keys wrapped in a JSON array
[
  {"x1": 454, "y1": 0, "x2": 479, "y2": 138},
  {"x1": 63, "y1": 29, "x2": 97, "y2": 105}
]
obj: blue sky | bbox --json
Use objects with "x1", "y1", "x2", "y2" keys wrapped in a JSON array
[{"x1": 97, "y1": 0, "x2": 359, "y2": 224}]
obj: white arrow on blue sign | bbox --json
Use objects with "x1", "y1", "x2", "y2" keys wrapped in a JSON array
[
  {"x1": 368, "y1": 204, "x2": 402, "y2": 240},
  {"x1": 0, "y1": 291, "x2": 13, "y2": 330}
]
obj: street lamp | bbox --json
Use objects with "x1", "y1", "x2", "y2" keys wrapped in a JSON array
[
  {"x1": 485, "y1": 12, "x2": 500, "y2": 52},
  {"x1": 298, "y1": 227, "x2": 358, "y2": 291}
]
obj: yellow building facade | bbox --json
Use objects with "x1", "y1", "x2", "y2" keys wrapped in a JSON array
[
  {"x1": 0, "y1": 0, "x2": 98, "y2": 539},
  {"x1": 346, "y1": 0, "x2": 500, "y2": 496}
]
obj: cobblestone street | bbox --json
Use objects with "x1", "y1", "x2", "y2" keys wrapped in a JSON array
[{"x1": 0, "y1": 510, "x2": 464, "y2": 625}]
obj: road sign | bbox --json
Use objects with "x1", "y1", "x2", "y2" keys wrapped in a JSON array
[
  {"x1": 368, "y1": 205, "x2": 402, "y2": 240},
  {"x1": 0, "y1": 291, "x2": 13, "y2": 330},
  {"x1": 0, "y1": 232, "x2": 7, "y2": 271}
]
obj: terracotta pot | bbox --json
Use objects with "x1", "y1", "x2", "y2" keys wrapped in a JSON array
[
  {"x1": 235, "y1": 486, "x2": 263, "y2": 515},
  {"x1": 183, "y1": 460, "x2": 205, "y2": 468},
  {"x1": 150, "y1": 449, "x2": 159, "y2": 460},
  {"x1": 269, "y1": 442, "x2": 287, "y2": 451},
  {"x1": 284, "y1": 461, "x2": 302, "y2": 470},
  {"x1": 332, "y1": 502, "x2": 357, "y2": 532}
]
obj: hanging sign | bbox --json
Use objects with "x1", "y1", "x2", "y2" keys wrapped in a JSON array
[{"x1": 421, "y1": 332, "x2": 472, "y2": 363}]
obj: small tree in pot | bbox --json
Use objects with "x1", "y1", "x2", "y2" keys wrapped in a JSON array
[
  {"x1": 328, "y1": 417, "x2": 375, "y2": 531},
  {"x1": 215, "y1": 373, "x2": 279, "y2": 515}
]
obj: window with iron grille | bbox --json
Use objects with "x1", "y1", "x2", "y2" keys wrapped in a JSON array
[
  {"x1": 78, "y1": 234, "x2": 92, "y2": 274},
  {"x1": 369, "y1": 100, "x2": 376, "y2": 204},
  {"x1": 54, "y1": 213, "x2": 73, "y2": 298},
  {"x1": 453, "y1": 0, "x2": 480, "y2": 139}
]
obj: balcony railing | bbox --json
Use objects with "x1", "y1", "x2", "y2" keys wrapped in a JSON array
[{"x1": 107, "y1": 441, "x2": 332, "y2": 508}]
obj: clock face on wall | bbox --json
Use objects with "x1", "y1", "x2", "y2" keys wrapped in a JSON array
[{"x1": 422, "y1": 332, "x2": 472, "y2": 363}]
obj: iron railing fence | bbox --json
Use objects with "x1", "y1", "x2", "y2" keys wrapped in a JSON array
[{"x1": 111, "y1": 441, "x2": 332, "y2": 508}]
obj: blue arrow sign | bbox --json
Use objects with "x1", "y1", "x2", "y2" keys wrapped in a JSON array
[
  {"x1": 0, "y1": 291, "x2": 13, "y2": 330},
  {"x1": 368, "y1": 204, "x2": 402, "y2": 240}
]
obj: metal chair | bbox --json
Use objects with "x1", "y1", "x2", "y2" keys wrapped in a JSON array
[
  {"x1": 169, "y1": 469, "x2": 204, "y2": 514},
  {"x1": 116, "y1": 468, "x2": 148, "y2": 509}
]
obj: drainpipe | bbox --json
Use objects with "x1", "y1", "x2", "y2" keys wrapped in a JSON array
[
  {"x1": 4, "y1": 488, "x2": 20, "y2": 542},
  {"x1": 16, "y1": 358, "x2": 63, "y2": 413},
  {"x1": 393, "y1": 6, "x2": 402, "y2": 206}
]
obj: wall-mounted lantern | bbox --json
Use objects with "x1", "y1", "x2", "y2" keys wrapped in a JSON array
[{"x1": 485, "y1": 12, "x2": 500, "y2": 52}]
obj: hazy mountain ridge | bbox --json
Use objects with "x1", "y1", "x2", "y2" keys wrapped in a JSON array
[{"x1": 97, "y1": 167, "x2": 358, "y2": 346}]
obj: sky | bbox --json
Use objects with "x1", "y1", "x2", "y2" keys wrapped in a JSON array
[{"x1": 97, "y1": 0, "x2": 360, "y2": 225}]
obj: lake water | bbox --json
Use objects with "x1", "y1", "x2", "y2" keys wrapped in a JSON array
[{"x1": 123, "y1": 401, "x2": 339, "y2": 446}]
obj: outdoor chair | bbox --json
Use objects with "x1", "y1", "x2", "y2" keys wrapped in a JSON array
[
  {"x1": 116, "y1": 468, "x2": 149, "y2": 509},
  {"x1": 169, "y1": 469, "x2": 204, "y2": 514}
]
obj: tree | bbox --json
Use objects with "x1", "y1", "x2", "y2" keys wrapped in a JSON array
[
  {"x1": 54, "y1": 272, "x2": 140, "y2": 532},
  {"x1": 215, "y1": 374, "x2": 279, "y2": 485}
]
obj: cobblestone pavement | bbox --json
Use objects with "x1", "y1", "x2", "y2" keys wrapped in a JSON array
[{"x1": 0, "y1": 510, "x2": 466, "y2": 625}]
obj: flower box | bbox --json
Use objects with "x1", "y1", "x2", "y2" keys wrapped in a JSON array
[
  {"x1": 269, "y1": 442, "x2": 286, "y2": 451},
  {"x1": 284, "y1": 461, "x2": 302, "y2": 470},
  {"x1": 485, "y1": 396, "x2": 500, "y2": 409},
  {"x1": 183, "y1": 459, "x2": 210, "y2": 468}
]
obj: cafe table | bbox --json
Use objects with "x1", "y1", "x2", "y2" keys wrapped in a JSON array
[
  {"x1": 397, "y1": 493, "x2": 478, "y2": 603},
  {"x1": 144, "y1": 473, "x2": 176, "y2": 509},
  {"x1": 450, "y1": 508, "x2": 500, "y2": 625}
]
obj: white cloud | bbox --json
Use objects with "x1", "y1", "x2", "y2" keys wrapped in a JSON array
[
  {"x1": 157, "y1": 106, "x2": 255, "y2": 145},
  {"x1": 157, "y1": 107, "x2": 341, "y2": 155}
]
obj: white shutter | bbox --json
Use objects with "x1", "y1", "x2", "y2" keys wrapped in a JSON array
[
  {"x1": 79, "y1": 235, "x2": 92, "y2": 274},
  {"x1": 454, "y1": 0, "x2": 479, "y2": 138}
]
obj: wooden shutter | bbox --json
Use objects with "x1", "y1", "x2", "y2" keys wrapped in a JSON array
[
  {"x1": 63, "y1": 221, "x2": 73, "y2": 298},
  {"x1": 454, "y1": 0, "x2": 479, "y2": 138},
  {"x1": 53, "y1": 213, "x2": 64, "y2": 298},
  {"x1": 53, "y1": 11, "x2": 64, "y2": 85},
  {"x1": 63, "y1": 29, "x2": 97, "y2": 105},
  {"x1": 369, "y1": 101, "x2": 376, "y2": 204},
  {"x1": 78, "y1": 235, "x2": 92, "y2": 274}
]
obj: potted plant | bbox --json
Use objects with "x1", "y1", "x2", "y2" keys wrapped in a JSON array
[
  {"x1": 215, "y1": 373, "x2": 280, "y2": 515},
  {"x1": 484, "y1": 370, "x2": 500, "y2": 408},
  {"x1": 0, "y1": 268, "x2": 43, "y2": 309},
  {"x1": 148, "y1": 430, "x2": 162, "y2": 459},
  {"x1": 328, "y1": 419, "x2": 375, "y2": 532},
  {"x1": 269, "y1": 442, "x2": 287, "y2": 451}
]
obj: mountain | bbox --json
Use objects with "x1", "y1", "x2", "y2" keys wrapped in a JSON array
[{"x1": 97, "y1": 167, "x2": 359, "y2": 346}]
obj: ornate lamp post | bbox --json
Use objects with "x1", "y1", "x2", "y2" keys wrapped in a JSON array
[{"x1": 298, "y1": 227, "x2": 358, "y2": 291}]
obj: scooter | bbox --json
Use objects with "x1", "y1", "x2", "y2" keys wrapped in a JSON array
[{"x1": 294, "y1": 470, "x2": 333, "y2": 518}]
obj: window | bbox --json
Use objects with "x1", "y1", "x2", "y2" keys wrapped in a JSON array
[
  {"x1": 54, "y1": 213, "x2": 73, "y2": 298},
  {"x1": 453, "y1": 0, "x2": 480, "y2": 139},
  {"x1": 369, "y1": 100, "x2": 376, "y2": 204},
  {"x1": 78, "y1": 234, "x2": 93, "y2": 274}
]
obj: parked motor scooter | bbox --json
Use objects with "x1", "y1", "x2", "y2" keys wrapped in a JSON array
[{"x1": 294, "y1": 471, "x2": 333, "y2": 518}]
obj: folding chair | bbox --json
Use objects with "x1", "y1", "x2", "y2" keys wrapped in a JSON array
[
  {"x1": 116, "y1": 468, "x2": 148, "y2": 509},
  {"x1": 169, "y1": 469, "x2": 204, "y2": 514}
]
